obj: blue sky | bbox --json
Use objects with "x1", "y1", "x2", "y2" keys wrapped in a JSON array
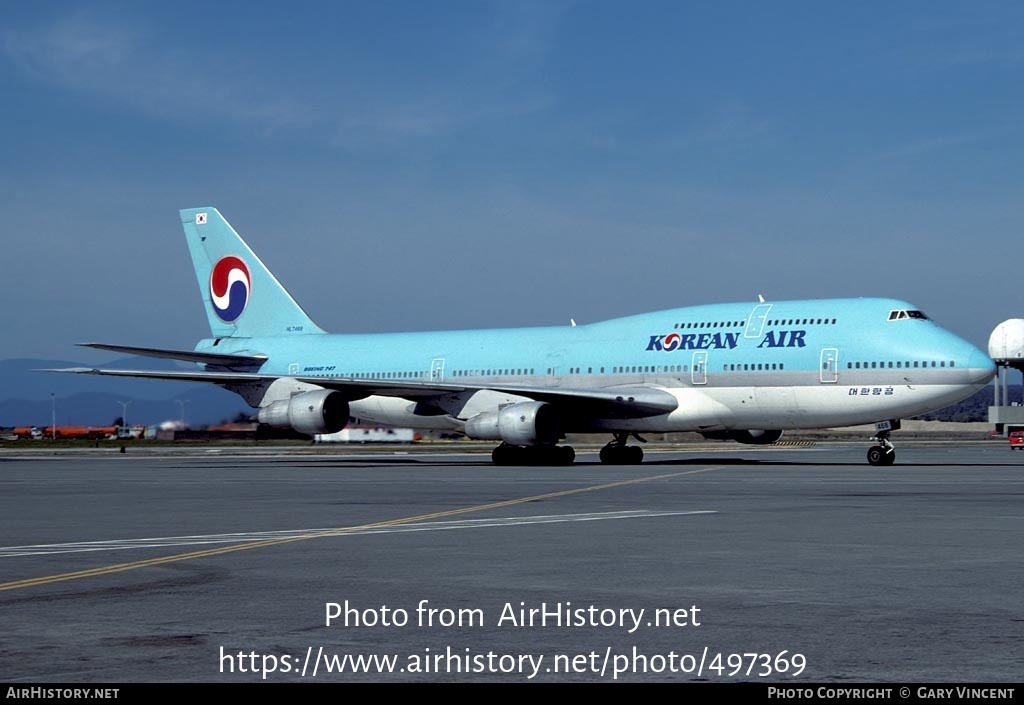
[{"x1": 2, "y1": 1, "x2": 1022, "y2": 362}]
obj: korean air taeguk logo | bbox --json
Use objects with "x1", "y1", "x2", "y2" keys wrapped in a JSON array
[{"x1": 210, "y1": 256, "x2": 250, "y2": 322}]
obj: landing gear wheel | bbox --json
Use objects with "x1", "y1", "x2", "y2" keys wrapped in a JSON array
[
  {"x1": 492, "y1": 443, "x2": 517, "y2": 466},
  {"x1": 535, "y1": 445, "x2": 575, "y2": 466},
  {"x1": 867, "y1": 426, "x2": 897, "y2": 466},
  {"x1": 867, "y1": 445, "x2": 896, "y2": 466},
  {"x1": 558, "y1": 445, "x2": 576, "y2": 465},
  {"x1": 599, "y1": 438, "x2": 644, "y2": 465},
  {"x1": 491, "y1": 443, "x2": 576, "y2": 466}
]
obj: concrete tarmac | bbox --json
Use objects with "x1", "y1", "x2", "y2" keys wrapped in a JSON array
[{"x1": 0, "y1": 443, "x2": 1021, "y2": 683}]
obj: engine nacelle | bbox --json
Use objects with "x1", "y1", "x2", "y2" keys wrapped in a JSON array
[
  {"x1": 700, "y1": 429, "x2": 784, "y2": 445},
  {"x1": 257, "y1": 389, "x2": 350, "y2": 435},
  {"x1": 463, "y1": 401, "x2": 561, "y2": 446}
]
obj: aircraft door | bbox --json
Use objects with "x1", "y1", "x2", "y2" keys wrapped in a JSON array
[
  {"x1": 544, "y1": 350, "x2": 564, "y2": 386},
  {"x1": 744, "y1": 304, "x2": 773, "y2": 338},
  {"x1": 820, "y1": 348, "x2": 838, "y2": 383},
  {"x1": 430, "y1": 358, "x2": 446, "y2": 382},
  {"x1": 692, "y1": 351, "x2": 708, "y2": 385}
]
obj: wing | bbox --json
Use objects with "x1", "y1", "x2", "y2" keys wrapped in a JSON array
[{"x1": 44, "y1": 367, "x2": 678, "y2": 418}]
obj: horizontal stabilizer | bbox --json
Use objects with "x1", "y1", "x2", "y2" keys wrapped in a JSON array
[
  {"x1": 78, "y1": 343, "x2": 267, "y2": 368},
  {"x1": 41, "y1": 367, "x2": 269, "y2": 384}
]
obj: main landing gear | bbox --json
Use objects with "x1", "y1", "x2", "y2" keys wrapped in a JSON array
[
  {"x1": 488, "y1": 432, "x2": 647, "y2": 466},
  {"x1": 867, "y1": 426, "x2": 897, "y2": 466},
  {"x1": 491, "y1": 442, "x2": 576, "y2": 466},
  {"x1": 599, "y1": 433, "x2": 645, "y2": 465}
]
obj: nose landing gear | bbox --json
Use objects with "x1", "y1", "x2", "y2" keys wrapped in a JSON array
[{"x1": 867, "y1": 420, "x2": 899, "y2": 466}]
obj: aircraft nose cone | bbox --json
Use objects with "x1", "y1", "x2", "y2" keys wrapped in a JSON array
[{"x1": 967, "y1": 345, "x2": 996, "y2": 384}]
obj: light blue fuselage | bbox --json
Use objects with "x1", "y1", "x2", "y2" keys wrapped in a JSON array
[{"x1": 200, "y1": 297, "x2": 994, "y2": 433}]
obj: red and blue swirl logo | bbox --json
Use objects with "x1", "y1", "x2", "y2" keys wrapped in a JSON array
[
  {"x1": 210, "y1": 256, "x2": 250, "y2": 322},
  {"x1": 662, "y1": 332, "x2": 682, "y2": 351}
]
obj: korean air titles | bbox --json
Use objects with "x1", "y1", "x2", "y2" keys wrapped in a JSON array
[{"x1": 646, "y1": 330, "x2": 806, "y2": 352}]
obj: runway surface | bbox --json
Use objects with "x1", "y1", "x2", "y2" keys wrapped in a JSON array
[{"x1": 1, "y1": 443, "x2": 1021, "y2": 683}]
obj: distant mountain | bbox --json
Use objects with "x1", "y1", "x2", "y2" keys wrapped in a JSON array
[
  {"x1": 914, "y1": 385, "x2": 1016, "y2": 423},
  {"x1": 0, "y1": 357, "x2": 251, "y2": 427}
]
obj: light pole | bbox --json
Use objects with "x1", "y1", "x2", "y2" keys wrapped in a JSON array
[
  {"x1": 117, "y1": 401, "x2": 132, "y2": 429},
  {"x1": 176, "y1": 399, "x2": 190, "y2": 426},
  {"x1": 51, "y1": 393, "x2": 56, "y2": 440}
]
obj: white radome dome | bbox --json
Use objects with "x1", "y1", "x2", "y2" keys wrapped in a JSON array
[{"x1": 988, "y1": 319, "x2": 1024, "y2": 361}]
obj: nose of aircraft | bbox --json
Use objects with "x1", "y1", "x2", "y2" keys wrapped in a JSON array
[{"x1": 967, "y1": 344, "x2": 997, "y2": 385}]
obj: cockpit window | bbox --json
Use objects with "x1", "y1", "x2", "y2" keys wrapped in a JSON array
[{"x1": 888, "y1": 309, "x2": 930, "y2": 321}]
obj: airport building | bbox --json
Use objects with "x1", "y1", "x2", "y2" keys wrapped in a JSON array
[{"x1": 987, "y1": 319, "x2": 1024, "y2": 435}]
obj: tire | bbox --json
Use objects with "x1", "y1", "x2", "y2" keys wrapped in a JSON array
[
  {"x1": 867, "y1": 446, "x2": 885, "y2": 466},
  {"x1": 492, "y1": 444, "x2": 515, "y2": 466}
]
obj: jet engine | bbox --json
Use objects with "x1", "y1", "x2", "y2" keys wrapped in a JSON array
[
  {"x1": 463, "y1": 401, "x2": 561, "y2": 446},
  {"x1": 700, "y1": 429, "x2": 784, "y2": 445},
  {"x1": 257, "y1": 389, "x2": 350, "y2": 435}
]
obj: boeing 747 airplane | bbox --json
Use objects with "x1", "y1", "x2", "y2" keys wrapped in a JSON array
[{"x1": 54, "y1": 208, "x2": 996, "y2": 466}]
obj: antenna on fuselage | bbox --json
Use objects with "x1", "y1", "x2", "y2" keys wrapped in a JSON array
[{"x1": 757, "y1": 294, "x2": 765, "y2": 303}]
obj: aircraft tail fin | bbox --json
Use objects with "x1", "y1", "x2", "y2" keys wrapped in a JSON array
[{"x1": 179, "y1": 207, "x2": 326, "y2": 339}]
